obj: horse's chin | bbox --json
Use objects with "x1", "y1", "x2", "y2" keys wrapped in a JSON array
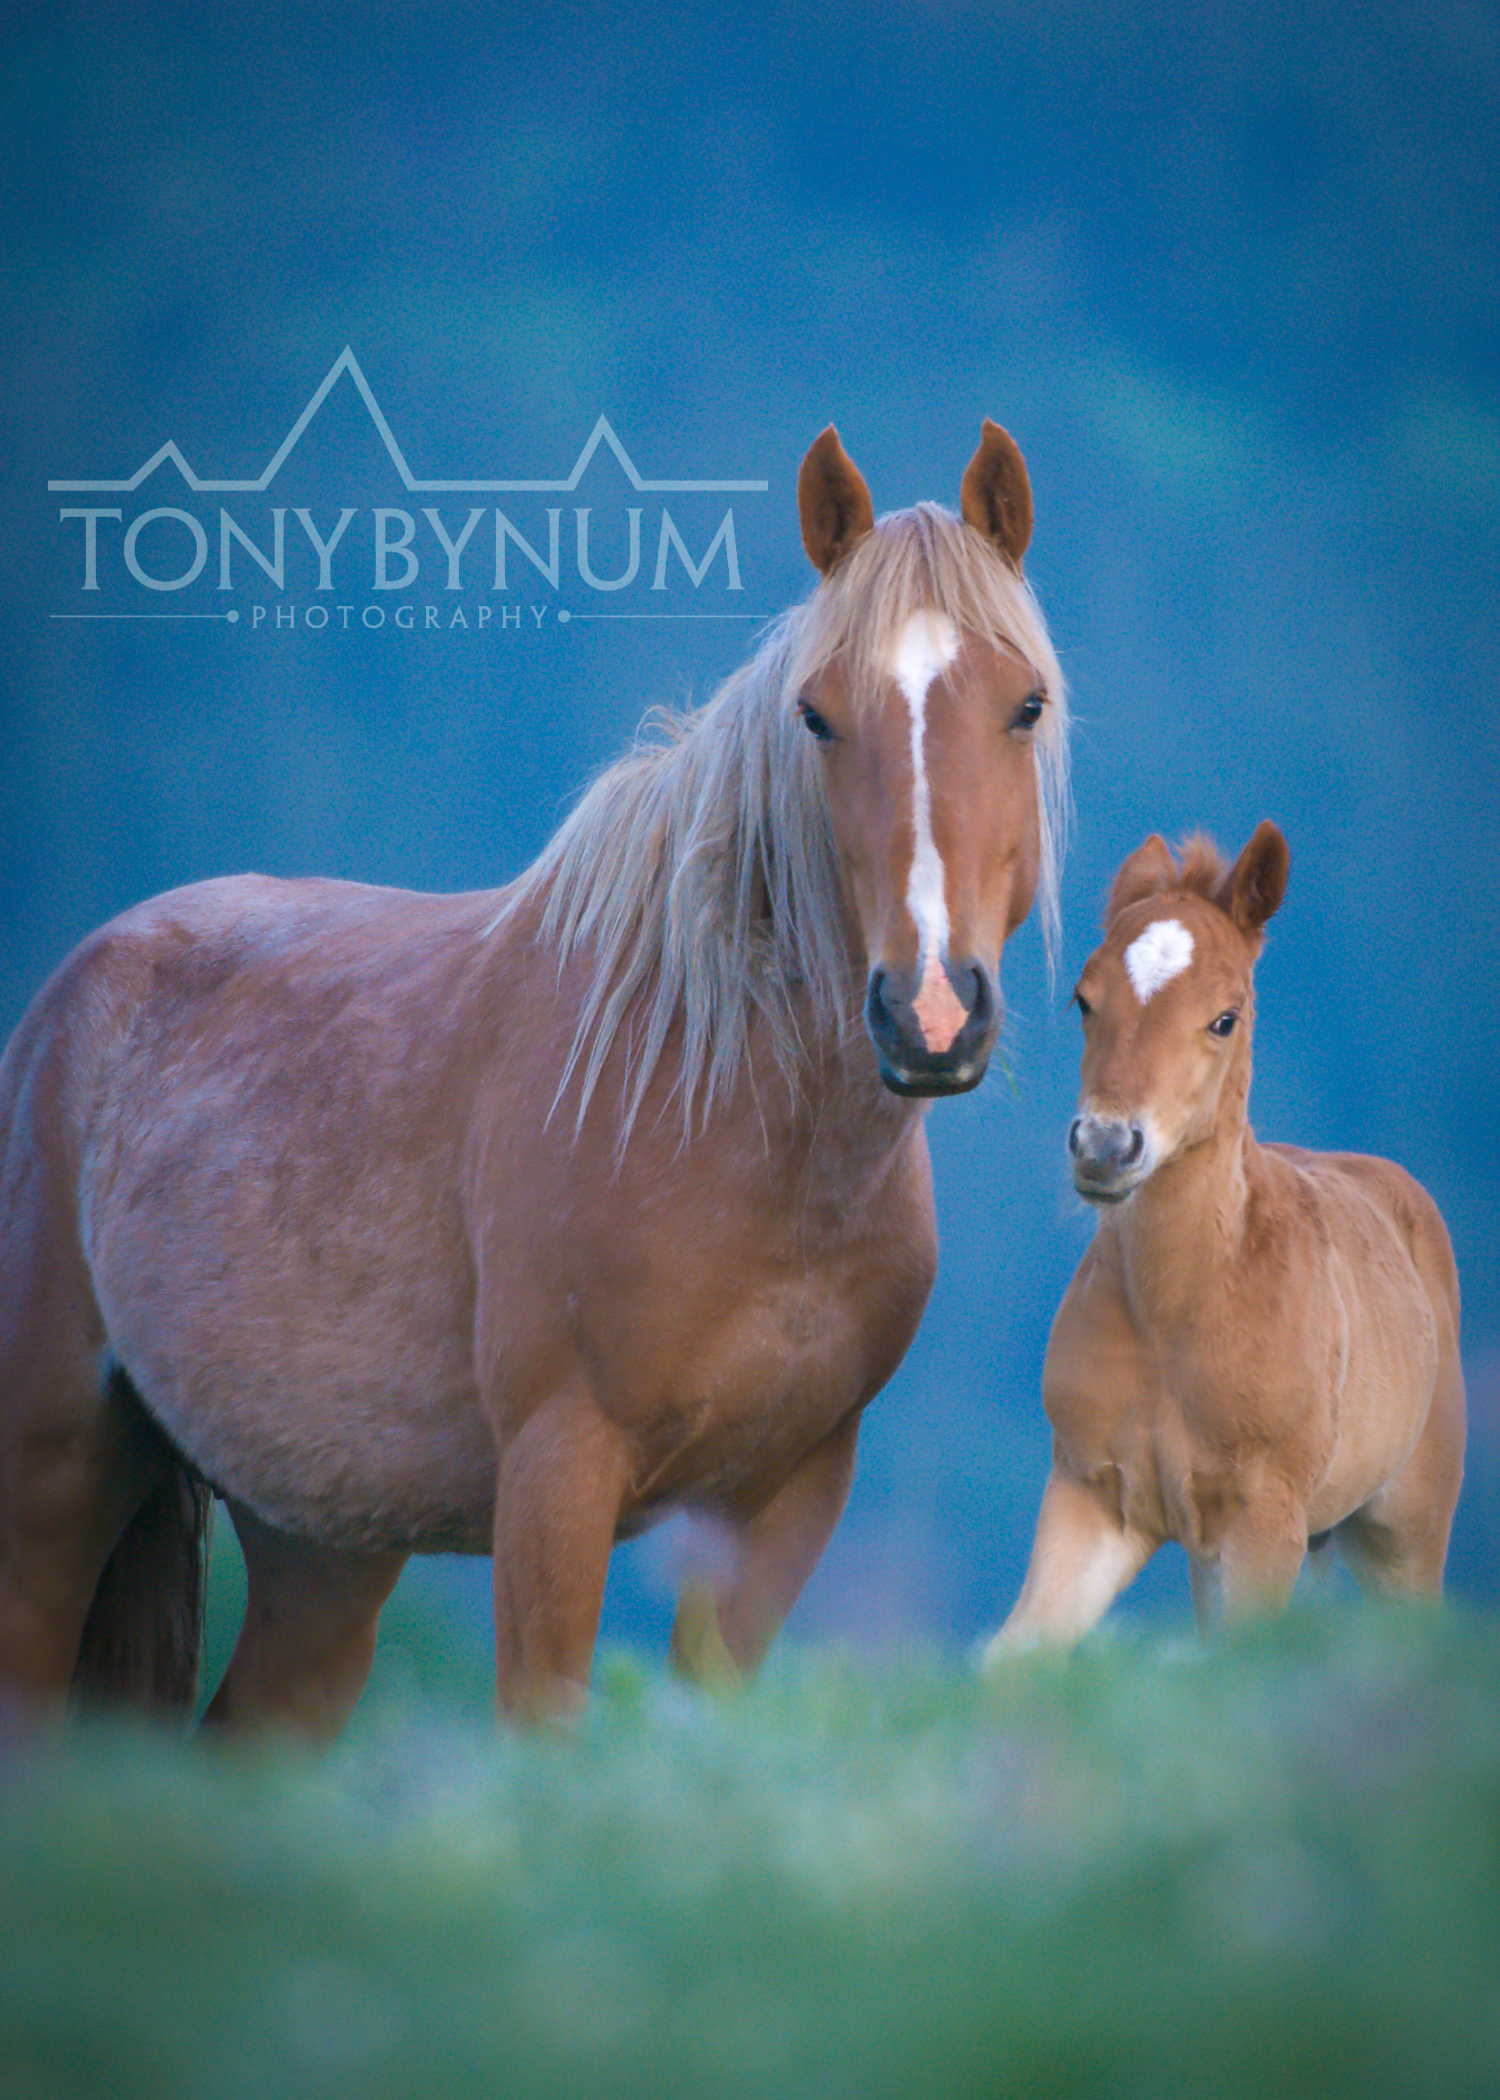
[
  {"x1": 1073, "y1": 1177, "x2": 1139, "y2": 1207},
  {"x1": 876, "y1": 1057, "x2": 987, "y2": 1099}
]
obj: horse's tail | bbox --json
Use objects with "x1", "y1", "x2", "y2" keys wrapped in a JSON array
[{"x1": 72, "y1": 1391, "x2": 212, "y2": 1720}]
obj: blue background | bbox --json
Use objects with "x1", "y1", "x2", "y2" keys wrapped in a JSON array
[{"x1": 6, "y1": 0, "x2": 1497, "y2": 1653}]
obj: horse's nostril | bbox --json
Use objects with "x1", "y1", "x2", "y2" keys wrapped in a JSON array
[
  {"x1": 1124, "y1": 1125, "x2": 1144, "y2": 1166},
  {"x1": 969, "y1": 963, "x2": 994, "y2": 1025},
  {"x1": 1067, "y1": 1117, "x2": 1083, "y2": 1157}
]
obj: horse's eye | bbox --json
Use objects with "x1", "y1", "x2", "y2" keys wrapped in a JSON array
[
  {"x1": 797, "y1": 699, "x2": 835, "y2": 743},
  {"x1": 1074, "y1": 989, "x2": 1092, "y2": 1019},
  {"x1": 1011, "y1": 690, "x2": 1046, "y2": 732},
  {"x1": 1207, "y1": 1010, "x2": 1238, "y2": 1038}
]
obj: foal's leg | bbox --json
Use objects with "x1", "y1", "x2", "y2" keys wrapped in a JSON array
[
  {"x1": 491, "y1": 1390, "x2": 632, "y2": 1723},
  {"x1": 982, "y1": 1468, "x2": 1152, "y2": 1661},
  {"x1": 669, "y1": 1410, "x2": 860, "y2": 1685},
  {"x1": 1187, "y1": 1554, "x2": 1223, "y2": 1635},
  {"x1": 1300, "y1": 1533, "x2": 1343, "y2": 1609},
  {"x1": 202, "y1": 1503, "x2": 405, "y2": 1742},
  {"x1": 1214, "y1": 1495, "x2": 1308, "y2": 1622}
]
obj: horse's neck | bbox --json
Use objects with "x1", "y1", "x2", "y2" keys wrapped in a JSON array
[
  {"x1": 772, "y1": 994, "x2": 922, "y2": 1183},
  {"x1": 1112, "y1": 1114, "x2": 1263, "y2": 1334}
]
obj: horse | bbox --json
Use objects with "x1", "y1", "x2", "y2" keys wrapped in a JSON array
[
  {"x1": 1, "y1": 420, "x2": 1069, "y2": 1733},
  {"x1": 985, "y1": 821, "x2": 1464, "y2": 1655}
]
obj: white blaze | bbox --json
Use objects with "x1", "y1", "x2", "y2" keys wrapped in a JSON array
[
  {"x1": 1124, "y1": 918, "x2": 1194, "y2": 1003},
  {"x1": 890, "y1": 611, "x2": 960, "y2": 964}
]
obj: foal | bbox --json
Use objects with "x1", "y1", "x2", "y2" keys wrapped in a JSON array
[{"x1": 987, "y1": 821, "x2": 1464, "y2": 1652}]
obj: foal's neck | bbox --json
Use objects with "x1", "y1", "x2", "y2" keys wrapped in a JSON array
[{"x1": 1113, "y1": 1093, "x2": 1265, "y2": 1331}]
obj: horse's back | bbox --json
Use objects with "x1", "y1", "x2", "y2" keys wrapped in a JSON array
[{"x1": 2, "y1": 872, "x2": 509, "y2": 1204}]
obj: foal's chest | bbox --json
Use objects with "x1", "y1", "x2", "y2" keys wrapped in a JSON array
[{"x1": 1044, "y1": 1235, "x2": 1325, "y2": 1542}]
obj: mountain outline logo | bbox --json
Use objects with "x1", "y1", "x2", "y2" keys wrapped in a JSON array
[{"x1": 48, "y1": 349, "x2": 770, "y2": 497}]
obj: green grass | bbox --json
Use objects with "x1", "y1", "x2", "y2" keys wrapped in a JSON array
[{"x1": 3, "y1": 1587, "x2": 1498, "y2": 2099}]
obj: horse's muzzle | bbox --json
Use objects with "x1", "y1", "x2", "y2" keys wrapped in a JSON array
[
  {"x1": 865, "y1": 959, "x2": 998, "y2": 1096},
  {"x1": 1068, "y1": 1111, "x2": 1148, "y2": 1203}
]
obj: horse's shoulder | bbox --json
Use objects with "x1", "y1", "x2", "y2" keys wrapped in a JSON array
[{"x1": 1044, "y1": 1232, "x2": 1149, "y2": 1402}]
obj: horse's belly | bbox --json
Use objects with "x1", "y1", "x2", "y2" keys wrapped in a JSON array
[
  {"x1": 86, "y1": 1178, "x2": 497, "y2": 1552},
  {"x1": 1306, "y1": 1255, "x2": 1440, "y2": 1529},
  {"x1": 1307, "y1": 1365, "x2": 1436, "y2": 1533},
  {"x1": 120, "y1": 1313, "x2": 497, "y2": 1552}
]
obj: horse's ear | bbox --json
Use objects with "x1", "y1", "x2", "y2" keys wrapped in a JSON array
[
  {"x1": 1218, "y1": 821, "x2": 1289, "y2": 936},
  {"x1": 960, "y1": 418, "x2": 1033, "y2": 570},
  {"x1": 798, "y1": 427, "x2": 875, "y2": 575},
  {"x1": 1106, "y1": 835, "x2": 1178, "y2": 925}
]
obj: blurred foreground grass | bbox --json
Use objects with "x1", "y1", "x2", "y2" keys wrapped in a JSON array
[{"x1": 2, "y1": 1576, "x2": 1497, "y2": 2100}]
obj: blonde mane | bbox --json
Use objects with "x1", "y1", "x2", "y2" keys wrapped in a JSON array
[{"x1": 490, "y1": 504, "x2": 1070, "y2": 1139}]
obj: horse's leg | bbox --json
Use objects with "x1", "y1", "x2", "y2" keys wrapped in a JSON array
[
  {"x1": 0, "y1": 1192, "x2": 165, "y2": 1713},
  {"x1": 1214, "y1": 1493, "x2": 1308, "y2": 1622},
  {"x1": 0, "y1": 1368, "x2": 164, "y2": 1713},
  {"x1": 669, "y1": 1411, "x2": 861, "y2": 1685},
  {"x1": 491, "y1": 1391, "x2": 632, "y2": 1723},
  {"x1": 982, "y1": 1468, "x2": 1152, "y2": 1660},
  {"x1": 1198, "y1": 1517, "x2": 1333, "y2": 1632},
  {"x1": 1304, "y1": 1532, "x2": 1342, "y2": 1596},
  {"x1": 1187, "y1": 1553, "x2": 1223, "y2": 1635},
  {"x1": 201, "y1": 1503, "x2": 405, "y2": 1742}
]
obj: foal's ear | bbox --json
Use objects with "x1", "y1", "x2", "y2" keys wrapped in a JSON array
[
  {"x1": 960, "y1": 418, "x2": 1033, "y2": 570},
  {"x1": 1106, "y1": 834, "x2": 1178, "y2": 925},
  {"x1": 798, "y1": 427, "x2": 875, "y2": 575},
  {"x1": 1218, "y1": 820, "x2": 1290, "y2": 936}
]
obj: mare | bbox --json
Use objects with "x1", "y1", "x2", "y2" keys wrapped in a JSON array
[
  {"x1": 987, "y1": 822, "x2": 1464, "y2": 1653},
  {"x1": 1, "y1": 421, "x2": 1068, "y2": 1732}
]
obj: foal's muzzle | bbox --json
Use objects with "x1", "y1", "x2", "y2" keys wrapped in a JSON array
[
  {"x1": 1068, "y1": 1111, "x2": 1149, "y2": 1203},
  {"x1": 866, "y1": 957, "x2": 998, "y2": 1096}
]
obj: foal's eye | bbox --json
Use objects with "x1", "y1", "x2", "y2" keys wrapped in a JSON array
[
  {"x1": 797, "y1": 699, "x2": 835, "y2": 743},
  {"x1": 1010, "y1": 690, "x2": 1046, "y2": 732},
  {"x1": 1073, "y1": 990, "x2": 1092, "y2": 1019},
  {"x1": 1207, "y1": 1010, "x2": 1238, "y2": 1038}
]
